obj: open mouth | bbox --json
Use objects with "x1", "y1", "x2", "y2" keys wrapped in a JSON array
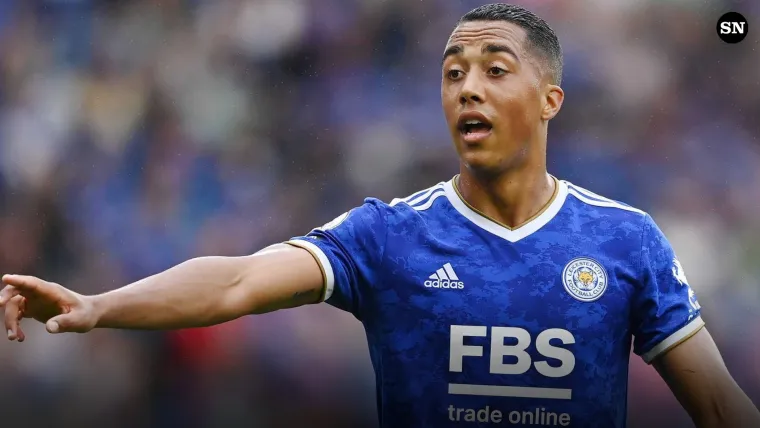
[
  {"x1": 457, "y1": 115, "x2": 493, "y2": 142},
  {"x1": 458, "y1": 119, "x2": 493, "y2": 135}
]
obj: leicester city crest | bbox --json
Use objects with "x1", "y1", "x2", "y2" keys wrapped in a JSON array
[{"x1": 562, "y1": 258, "x2": 608, "y2": 302}]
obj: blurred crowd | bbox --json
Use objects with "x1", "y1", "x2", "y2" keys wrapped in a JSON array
[{"x1": 0, "y1": 0, "x2": 757, "y2": 427}]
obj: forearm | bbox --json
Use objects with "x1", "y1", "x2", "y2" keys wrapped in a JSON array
[
  {"x1": 92, "y1": 256, "x2": 252, "y2": 330},
  {"x1": 90, "y1": 244, "x2": 324, "y2": 330}
]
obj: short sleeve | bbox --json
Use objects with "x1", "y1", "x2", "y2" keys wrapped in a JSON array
[
  {"x1": 631, "y1": 214, "x2": 704, "y2": 364},
  {"x1": 285, "y1": 198, "x2": 387, "y2": 319}
]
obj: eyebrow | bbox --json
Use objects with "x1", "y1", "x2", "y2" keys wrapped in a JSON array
[{"x1": 441, "y1": 43, "x2": 520, "y2": 66}]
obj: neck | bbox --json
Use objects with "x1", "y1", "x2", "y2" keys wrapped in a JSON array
[{"x1": 456, "y1": 164, "x2": 556, "y2": 230}]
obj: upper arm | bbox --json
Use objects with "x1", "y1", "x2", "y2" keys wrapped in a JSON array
[
  {"x1": 226, "y1": 243, "x2": 326, "y2": 315},
  {"x1": 285, "y1": 199, "x2": 388, "y2": 319},
  {"x1": 633, "y1": 215, "x2": 760, "y2": 426},
  {"x1": 653, "y1": 327, "x2": 726, "y2": 408},
  {"x1": 226, "y1": 199, "x2": 388, "y2": 318},
  {"x1": 653, "y1": 327, "x2": 754, "y2": 426}
]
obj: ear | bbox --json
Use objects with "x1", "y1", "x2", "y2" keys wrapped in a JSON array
[{"x1": 541, "y1": 84, "x2": 564, "y2": 121}]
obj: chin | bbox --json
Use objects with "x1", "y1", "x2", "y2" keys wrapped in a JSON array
[
  {"x1": 459, "y1": 150, "x2": 506, "y2": 177},
  {"x1": 456, "y1": 143, "x2": 528, "y2": 179}
]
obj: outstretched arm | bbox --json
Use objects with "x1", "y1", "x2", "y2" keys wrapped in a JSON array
[
  {"x1": 653, "y1": 327, "x2": 760, "y2": 428},
  {"x1": 1, "y1": 243, "x2": 325, "y2": 338}
]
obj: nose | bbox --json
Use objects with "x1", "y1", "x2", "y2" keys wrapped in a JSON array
[{"x1": 459, "y1": 74, "x2": 485, "y2": 106}]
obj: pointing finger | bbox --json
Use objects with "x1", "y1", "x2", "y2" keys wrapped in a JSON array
[{"x1": 2, "y1": 275, "x2": 48, "y2": 296}]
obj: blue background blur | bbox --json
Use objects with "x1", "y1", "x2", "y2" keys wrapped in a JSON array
[{"x1": 0, "y1": 0, "x2": 757, "y2": 427}]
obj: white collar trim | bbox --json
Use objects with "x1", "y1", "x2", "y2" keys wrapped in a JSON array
[{"x1": 443, "y1": 177, "x2": 568, "y2": 243}]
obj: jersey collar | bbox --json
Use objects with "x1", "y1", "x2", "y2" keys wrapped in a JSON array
[{"x1": 443, "y1": 175, "x2": 568, "y2": 243}]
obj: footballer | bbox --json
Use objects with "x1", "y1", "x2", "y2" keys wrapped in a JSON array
[{"x1": 2, "y1": 4, "x2": 759, "y2": 428}]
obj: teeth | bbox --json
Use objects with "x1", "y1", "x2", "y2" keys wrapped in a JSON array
[{"x1": 465, "y1": 120, "x2": 482, "y2": 125}]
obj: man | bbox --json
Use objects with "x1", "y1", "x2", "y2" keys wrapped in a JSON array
[{"x1": 1, "y1": 4, "x2": 758, "y2": 427}]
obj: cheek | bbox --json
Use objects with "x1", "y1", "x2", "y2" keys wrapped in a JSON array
[
  {"x1": 498, "y1": 86, "x2": 541, "y2": 123},
  {"x1": 441, "y1": 89, "x2": 459, "y2": 124}
]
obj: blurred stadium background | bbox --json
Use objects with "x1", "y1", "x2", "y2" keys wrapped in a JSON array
[{"x1": 0, "y1": 0, "x2": 757, "y2": 427}]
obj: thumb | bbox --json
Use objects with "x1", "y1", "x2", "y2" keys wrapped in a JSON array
[
  {"x1": 46, "y1": 317, "x2": 62, "y2": 334},
  {"x1": 46, "y1": 314, "x2": 77, "y2": 334}
]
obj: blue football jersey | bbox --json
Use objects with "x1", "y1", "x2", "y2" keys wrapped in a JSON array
[{"x1": 286, "y1": 176, "x2": 703, "y2": 428}]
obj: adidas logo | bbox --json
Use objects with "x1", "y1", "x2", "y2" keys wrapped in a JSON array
[{"x1": 424, "y1": 263, "x2": 465, "y2": 289}]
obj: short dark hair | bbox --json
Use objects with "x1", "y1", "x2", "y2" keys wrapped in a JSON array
[{"x1": 457, "y1": 3, "x2": 563, "y2": 85}]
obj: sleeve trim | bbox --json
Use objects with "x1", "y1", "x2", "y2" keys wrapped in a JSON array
[
  {"x1": 642, "y1": 316, "x2": 705, "y2": 364},
  {"x1": 285, "y1": 239, "x2": 335, "y2": 302}
]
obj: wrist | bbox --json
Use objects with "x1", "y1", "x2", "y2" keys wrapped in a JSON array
[{"x1": 88, "y1": 293, "x2": 110, "y2": 328}]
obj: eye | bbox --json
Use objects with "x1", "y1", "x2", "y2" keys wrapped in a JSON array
[
  {"x1": 446, "y1": 69, "x2": 464, "y2": 80},
  {"x1": 488, "y1": 67, "x2": 507, "y2": 76}
]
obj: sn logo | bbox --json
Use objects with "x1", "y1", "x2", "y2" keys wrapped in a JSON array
[
  {"x1": 449, "y1": 325, "x2": 575, "y2": 378},
  {"x1": 717, "y1": 12, "x2": 748, "y2": 44},
  {"x1": 720, "y1": 21, "x2": 745, "y2": 35}
]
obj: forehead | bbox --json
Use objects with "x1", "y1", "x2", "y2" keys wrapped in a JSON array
[{"x1": 446, "y1": 20, "x2": 527, "y2": 52}]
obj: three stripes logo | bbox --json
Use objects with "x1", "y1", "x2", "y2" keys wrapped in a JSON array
[{"x1": 425, "y1": 263, "x2": 465, "y2": 289}]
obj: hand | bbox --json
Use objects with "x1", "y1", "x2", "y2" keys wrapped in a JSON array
[{"x1": 0, "y1": 274, "x2": 99, "y2": 341}]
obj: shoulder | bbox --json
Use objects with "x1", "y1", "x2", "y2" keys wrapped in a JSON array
[
  {"x1": 360, "y1": 180, "x2": 450, "y2": 219},
  {"x1": 317, "y1": 180, "x2": 449, "y2": 233},
  {"x1": 562, "y1": 179, "x2": 648, "y2": 220},
  {"x1": 560, "y1": 179, "x2": 657, "y2": 250},
  {"x1": 389, "y1": 181, "x2": 448, "y2": 211}
]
